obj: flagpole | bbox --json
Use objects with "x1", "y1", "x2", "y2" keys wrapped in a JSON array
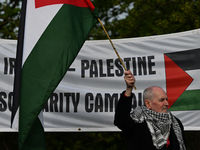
[{"x1": 98, "y1": 18, "x2": 137, "y2": 90}]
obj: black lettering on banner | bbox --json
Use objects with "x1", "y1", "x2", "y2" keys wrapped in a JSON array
[
  {"x1": 9, "y1": 58, "x2": 15, "y2": 74},
  {"x1": 95, "y1": 93, "x2": 103, "y2": 112},
  {"x1": 65, "y1": 93, "x2": 70, "y2": 112},
  {"x1": 99, "y1": 60, "x2": 106, "y2": 77},
  {"x1": 4, "y1": 58, "x2": 15, "y2": 75},
  {"x1": 43, "y1": 92, "x2": 144, "y2": 113},
  {"x1": 59, "y1": 93, "x2": 63, "y2": 112},
  {"x1": 124, "y1": 58, "x2": 131, "y2": 70},
  {"x1": 44, "y1": 103, "x2": 49, "y2": 112},
  {"x1": 138, "y1": 56, "x2": 147, "y2": 75},
  {"x1": 90, "y1": 60, "x2": 98, "y2": 77},
  {"x1": 81, "y1": 60, "x2": 89, "y2": 78},
  {"x1": 71, "y1": 93, "x2": 80, "y2": 112},
  {"x1": 85, "y1": 93, "x2": 93, "y2": 113},
  {"x1": 64, "y1": 93, "x2": 80, "y2": 113},
  {"x1": 132, "y1": 57, "x2": 137, "y2": 76},
  {"x1": 0, "y1": 92, "x2": 13, "y2": 112},
  {"x1": 81, "y1": 56, "x2": 156, "y2": 78},
  {"x1": 115, "y1": 58, "x2": 123, "y2": 76},
  {"x1": 4, "y1": 58, "x2": 8, "y2": 74},
  {"x1": 131, "y1": 92, "x2": 143, "y2": 109},
  {"x1": 107, "y1": 59, "x2": 114, "y2": 77},
  {"x1": 148, "y1": 56, "x2": 156, "y2": 75},
  {"x1": 85, "y1": 93, "x2": 119, "y2": 113},
  {"x1": 105, "y1": 93, "x2": 118, "y2": 112},
  {"x1": 50, "y1": 93, "x2": 59, "y2": 112},
  {"x1": 44, "y1": 92, "x2": 80, "y2": 113},
  {"x1": 0, "y1": 92, "x2": 7, "y2": 112},
  {"x1": 8, "y1": 92, "x2": 13, "y2": 111},
  {"x1": 81, "y1": 59, "x2": 124, "y2": 78}
]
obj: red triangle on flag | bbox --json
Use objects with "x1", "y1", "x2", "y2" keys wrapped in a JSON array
[
  {"x1": 35, "y1": 0, "x2": 91, "y2": 9},
  {"x1": 164, "y1": 54, "x2": 193, "y2": 108}
]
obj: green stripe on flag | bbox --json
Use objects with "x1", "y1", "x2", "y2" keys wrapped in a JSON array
[
  {"x1": 19, "y1": 4, "x2": 98, "y2": 150},
  {"x1": 169, "y1": 90, "x2": 200, "y2": 111},
  {"x1": 21, "y1": 118, "x2": 45, "y2": 149}
]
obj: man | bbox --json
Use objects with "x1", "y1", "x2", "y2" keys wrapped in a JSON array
[{"x1": 114, "y1": 70, "x2": 186, "y2": 150}]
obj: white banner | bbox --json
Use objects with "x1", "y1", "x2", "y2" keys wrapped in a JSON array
[{"x1": 1, "y1": 29, "x2": 200, "y2": 131}]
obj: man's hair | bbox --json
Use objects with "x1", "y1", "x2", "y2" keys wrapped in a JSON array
[{"x1": 143, "y1": 86, "x2": 163, "y2": 103}]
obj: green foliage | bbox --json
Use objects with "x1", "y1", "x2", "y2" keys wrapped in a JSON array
[
  {"x1": 0, "y1": 132, "x2": 18, "y2": 150},
  {"x1": 184, "y1": 131, "x2": 200, "y2": 150},
  {"x1": 0, "y1": 132, "x2": 199, "y2": 150},
  {"x1": 0, "y1": 0, "x2": 21, "y2": 39},
  {"x1": 1, "y1": 0, "x2": 200, "y2": 39},
  {"x1": 45, "y1": 132, "x2": 126, "y2": 150},
  {"x1": 89, "y1": 0, "x2": 200, "y2": 39},
  {"x1": 46, "y1": 132, "x2": 126, "y2": 150}
]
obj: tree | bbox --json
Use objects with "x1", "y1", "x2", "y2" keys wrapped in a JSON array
[
  {"x1": 1, "y1": 0, "x2": 200, "y2": 39},
  {"x1": 0, "y1": 0, "x2": 21, "y2": 39},
  {"x1": 90, "y1": 0, "x2": 200, "y2": 39}
]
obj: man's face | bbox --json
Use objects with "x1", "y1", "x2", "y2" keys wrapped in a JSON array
[{"x1": 147, "y1": 87, "x2": 169, "y2": 113}]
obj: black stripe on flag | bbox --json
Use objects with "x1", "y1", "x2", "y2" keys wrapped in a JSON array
[
  {"x1": 11, "y1": 0, "x2": 27, "y2": 128},
  {"x1": 165, "y1": 48, "x2": 200, "y2": 71}
]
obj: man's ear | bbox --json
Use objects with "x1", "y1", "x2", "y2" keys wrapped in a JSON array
[{"x1": 145, "y1": 99, "x2": 151, "y2": 109}]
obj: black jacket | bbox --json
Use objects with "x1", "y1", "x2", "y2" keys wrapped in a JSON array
[{"x1": 114, "y1": 91, "x2": 185, "y2": 150}]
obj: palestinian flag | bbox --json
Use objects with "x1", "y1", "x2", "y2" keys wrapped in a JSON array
[
  {"x1": 165, "y1": 48, "x2": 200, "y2": 111},
  {"x1": 11, "y1": 0, "x2": 98, "y2": 149}
]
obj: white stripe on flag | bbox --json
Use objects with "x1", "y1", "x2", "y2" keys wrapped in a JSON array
[
  {"x1": 186, "y1": 69, "x2": 200, "y2": 90},
  {"x1": 23, "y1": 0, "x2": 62, "y2": 65},
  {"x1": 172, "y1": 110, "x2": 200, "y2": 130}
]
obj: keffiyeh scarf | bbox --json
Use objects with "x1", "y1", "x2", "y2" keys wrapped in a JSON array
[{"x1": 130, "y1": 106, "x2": 186, "y2": 150}]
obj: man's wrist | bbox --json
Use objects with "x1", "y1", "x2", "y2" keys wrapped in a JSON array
[{"x1": 125, "y1": 87, "x2": 133, "y2": 97}]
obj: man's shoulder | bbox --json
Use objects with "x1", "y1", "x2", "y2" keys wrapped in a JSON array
[{"x1": 173, "y1": 116, "x2": 182, "y2": 123}]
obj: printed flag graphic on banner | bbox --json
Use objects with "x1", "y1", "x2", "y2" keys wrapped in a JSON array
[
  {"x1": 11, "y1": 0, "x2": 98, "y2": 149},
  {"x1": 165, "y1": 49, "x2": 200, "y2": 111}
]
